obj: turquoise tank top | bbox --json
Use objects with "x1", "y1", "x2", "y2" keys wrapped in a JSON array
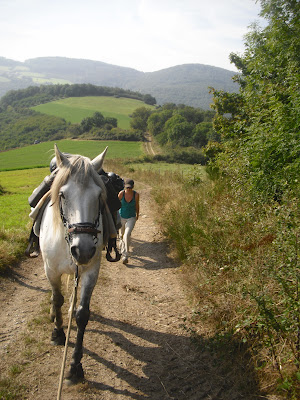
[{"x1": 119, "y1": 191, "x2": 136, "y2": 218}]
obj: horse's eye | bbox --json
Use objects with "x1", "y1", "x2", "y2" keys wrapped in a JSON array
[{"x1": 59, "y1": 192, "x2": 65, "y2": 199}]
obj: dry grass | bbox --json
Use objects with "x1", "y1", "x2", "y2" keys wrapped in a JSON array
[{"x1": 0, "y1": 228, "x2": 28, "y2": 273}]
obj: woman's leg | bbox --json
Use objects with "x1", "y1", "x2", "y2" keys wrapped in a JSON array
[
  {"x1": 120, "y1": 217, "x2": 136, "y2": 258},
  {"x1": 120, "y1": 217, "x2": 126, "y2": 257}
]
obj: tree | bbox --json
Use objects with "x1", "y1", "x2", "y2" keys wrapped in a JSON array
[
  {"x1": 130, "y1": 107, "x2": 152, "y2": 131},
  {"x1": 164, "y1": 114, "x2": 193, "y2": 147},
  {"x1": 176, "y1": 106, "x2": 204, "y2": 124},
  {"x1": 143, "y1": 93, "x2": 156, "y2": 105},
  {"x1": 193, "y1": 122, "x2": 212, "y2": 148},
  {"x1": 92, "y1": 111, "x2": 105, "y2": 127},
  {"x1": 80, "y1": 116, "x2": 94, "y2": 132},
  {"x1": 80, "y1": 112, "x2": 108, "y2": 132},
  {"x1": 211, "y1": 0, "x2": 300, "y2": 200},
  {"x1": 147, "y1": 109, "x2": 173, "y2": 136},
  {"x1": 104, "y1": 117, "x2": 117, "y2": 127}
]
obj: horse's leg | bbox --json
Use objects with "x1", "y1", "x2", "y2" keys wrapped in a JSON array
[
  {"x1": 65, "y1": 269, "x2": 99, "y2": 384},
  {"x1": 48, "y1": 278, "x2": 66, "y2": 345}
]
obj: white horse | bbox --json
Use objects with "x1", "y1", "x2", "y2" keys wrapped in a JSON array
[{"x1": 39, "y1": 144, "x2": 108, "y2": 384}]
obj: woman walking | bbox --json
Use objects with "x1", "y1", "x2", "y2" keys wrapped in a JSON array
[{"x1": 118, "y1": 179, "x2": 140, "y2": 264}]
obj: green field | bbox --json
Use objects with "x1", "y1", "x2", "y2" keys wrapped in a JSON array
[
  {"x1": 129, "y1": 161, "x2": 206, "y2": 176},
  {"x1": 32, "y1": 96, "x2": 155, "y2": 129},
  {"x1": 0, "y1": 139, "x2": 143, "y2": 171},
  {"x1": 0, "y1": 168, "x2": 48, "y2": 229}
]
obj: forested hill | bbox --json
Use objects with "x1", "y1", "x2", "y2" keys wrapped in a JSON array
[
  {"x1": 125, "y1": 64, "x2": 238, "y2": 109},
  {"x1": 0, "y1": 56, "x2": 238, "y2": 109}
]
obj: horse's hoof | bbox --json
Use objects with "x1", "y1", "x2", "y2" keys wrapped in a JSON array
[
  {"x1": 65, "y1": 363, "x2": 84, "y2": 385},
  {"x1": 51, "y1": 328, "x2": 66, "y2": 345}
]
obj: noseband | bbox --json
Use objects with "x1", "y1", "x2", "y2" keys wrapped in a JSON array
[{"x1": 67, "y1": 223, "x2": 101, "y2": 236}]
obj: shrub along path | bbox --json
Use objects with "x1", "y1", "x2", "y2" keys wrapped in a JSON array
[{"x1": 0, "y1": 185, "x2": 281, "y2": 400}]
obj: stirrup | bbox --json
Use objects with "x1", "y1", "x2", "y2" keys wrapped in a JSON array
[
  {"x1": 106, "y1": 237, "x2": 121, "y2": 262},
  {"x1": 106, "y1": 246, "x2": 121, "y2": 262},
  {"x1": 25, "y1": 228, "x2": 40, "y2": 258},
  {"x1": 25, "y1": 242, "x2": 40, "y2": 258}
]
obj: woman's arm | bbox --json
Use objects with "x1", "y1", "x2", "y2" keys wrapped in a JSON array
[{"x1": 135, "y1": 192, "x2": 140, "y2": 220}]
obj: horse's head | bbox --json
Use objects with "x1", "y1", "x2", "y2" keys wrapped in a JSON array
[{"x1": 51, "y1": 145, "x2": 108, "y2": 265}]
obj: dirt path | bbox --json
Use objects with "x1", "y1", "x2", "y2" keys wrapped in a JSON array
[
  {"x1": 144, "y1": 133, "x2": 156, "y2": 156},
  {"x1": 0, "y1": 185, "x2": 276, "y2": 400}
]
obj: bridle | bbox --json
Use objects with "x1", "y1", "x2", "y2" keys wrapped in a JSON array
[
  {"x1": 59, "y1": 198, "x2": 102, "y2": 245},
  {"x1": 57, "y1": 182, "x2": 121, "y2": 263}
]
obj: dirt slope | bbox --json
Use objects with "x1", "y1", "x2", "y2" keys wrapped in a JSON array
[{"x1": 0, "y1": 184, "x2": 280, "y2": 400}]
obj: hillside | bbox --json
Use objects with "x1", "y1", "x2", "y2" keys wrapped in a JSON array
[
  {"x1": 0, "y1": 56, "x2": 238, "y2": 110},
  {"x1": 0, "y1": 86, "x2": 153, "y2": 150},
  {"x1": 32, "y1": 96, "x2": 155, "y2": 129}
]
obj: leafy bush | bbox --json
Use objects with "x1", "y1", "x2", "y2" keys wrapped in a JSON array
[
  {"x1": 81, "y1": 127, "x2": 143, "y2": 141},
  {"x1": 153, "y1": 148, "x2": 206, "y2": 165},
  {"x1": 147, "y1": 104, "x2": 217, "y2": 150}
]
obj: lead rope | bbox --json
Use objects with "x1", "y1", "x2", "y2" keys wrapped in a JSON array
[{"x1": 57, "y1": 265, "x2": 79, "y2": 400}]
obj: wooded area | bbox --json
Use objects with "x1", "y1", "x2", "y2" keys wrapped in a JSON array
[{"x1": 0, "y1": 85, "x2": 155, "y2": 150}]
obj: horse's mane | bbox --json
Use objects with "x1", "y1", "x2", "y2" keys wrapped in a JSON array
[{"x1": 50, "y1": 154, "x2": 107, "y2": 227}]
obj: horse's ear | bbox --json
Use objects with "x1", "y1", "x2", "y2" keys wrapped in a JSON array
[
  {"x1": 91, "y1": 146, "x2": 108, "y2": 172},
  {"x1": 54, "y1": 144, "x2": 70, "y2": 168}
]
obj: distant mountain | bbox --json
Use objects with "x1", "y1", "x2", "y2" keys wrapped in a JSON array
[
  {"x1": 0, "y1": 56, "x2": 238, "y2": 109},
  {"x1": 25, "y1": 57, "x2": 142, "y2": 87},
  {"x1": 124, "y1": 64, "x2": 238, "y2": 109}
]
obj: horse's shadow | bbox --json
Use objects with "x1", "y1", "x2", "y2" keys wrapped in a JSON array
[{"x1": 72, "y1": 313, "x2": 264, "y2": 400}]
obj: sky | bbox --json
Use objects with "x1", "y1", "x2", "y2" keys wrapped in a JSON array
[{"x1": 0, "y1": 0, "x2": 264, "y2": 73}]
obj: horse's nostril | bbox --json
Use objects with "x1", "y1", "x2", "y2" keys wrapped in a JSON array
[
  {"x1": 71, "y1": 246, "x2": 80, "y2": 261},
  {"x1": 71, "y1": 245, "x2": 96, "y2": 264}
]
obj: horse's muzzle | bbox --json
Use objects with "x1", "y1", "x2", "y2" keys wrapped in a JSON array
[
  {"x1": 71, "y1": 243, "x2": 96, "y2": 265},
  {"x1": 65, "y1": 222, "x2": 101, "y2": 264}
]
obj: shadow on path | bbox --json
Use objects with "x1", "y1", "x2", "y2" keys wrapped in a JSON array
[
  {"x1": 79, "y1": 314, "x2": 265, "y2": 400},
  {"x1": 0, "y1": 265, "x2": 48, "y2": 294},
  {"x1": 123, "y1": 237, "x2": 179, "y2": 271}
]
